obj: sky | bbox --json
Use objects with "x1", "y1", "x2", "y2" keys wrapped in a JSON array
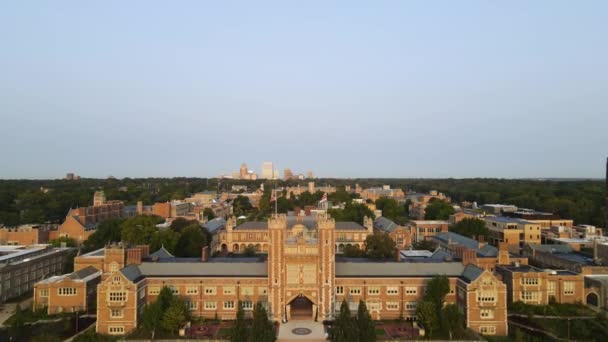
[{"x1": 1, "y1": 1, "x2": 607, "y2": 179}]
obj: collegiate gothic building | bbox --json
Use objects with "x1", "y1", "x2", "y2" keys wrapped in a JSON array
[{"x1": 96, "y1": 214, "x2": 508, "y2": 336}]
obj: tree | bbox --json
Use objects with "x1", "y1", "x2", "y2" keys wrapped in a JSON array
[
  {"x1": 170, "y1": 217, "x2": 198, "y2": 232},
  {"x1": 174, "y1": 224, "x2": 207, "y2": 257},
  {"x1": 442, "y1": 304, "x2": 464, "y2": 339},
  {"x1": 424, "y1": 200, "x2": 455, "y2": 220},
  {"x1": 343, "y1": 244, "x2": 365, "y2": 257},
  {"x1": 82, "y1": 218, "x2": 124, "y2": 252},
  {"x1": 50, "y1": 236, "x2": 77, "y2": 247},
  {"x1": 142, "y1": 302, "x2": 163, "y2": 339},
  {"x1": 375, "y1": 198, "x2": 407, "y2": 224},
  {"x1": 424, "y1": 275, "x2": 450, "y2": 335},
  {"x1": 232, "y1": 301, "x2": 248, "y2": 342},
  {"x1": 243, "y1": 245, "x2": 257, "y2": 257},
  {"x1": 412, "y1": 240, "x2": 435, "y2": 252},
  {"x1": 416, "y1": 301, "x2": 438, "y2": 339},
  {"x1": 203, "y1": 208, "x2": 216, "y2": 220},
  {"x1": 150, "y1": 228, "x2": 179, "y2": 254},
  {"x1": 233, "y1": 195, "x2": 253, "y2": 216},
  {"x1": 364, "y1": 232, "x2": 396, "y2": 259},
  {"x1": 9, "y1": 304, "x2": 25, "y2": 340},
  {"x1": 251, "y1": 302, "x2": 275, "y2": 342},
  {"x1": 161, "y1": 299, "x2": 189, "y2": 334},
  {"x1": 121, "y1": 215, "x2": 163, "y2": 245},
  {"x1": 451, "y1": 218, "x2": 489, "y2": 240},
  {"x1": 356, "y1": 300, "x2": 376, "y2": 342},
  {"x1": 332, "y1": 300, "x2": 356, "y2": 342},
  {"x1": 328, "y1": 203, "x2": 374, "y2": 225}
]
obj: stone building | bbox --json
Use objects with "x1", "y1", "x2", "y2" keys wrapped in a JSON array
[
  {"x1": 95, "y1": 214, "x2": 508, "y2": 336},
  {"x1": 373, "y1": 217, "x2": 412, "y2": 249},
  {"x1": 485, "y1": 217, "x2": 542, "y2": 247},
  {"x1": 410, "y1": 220, "x2": 449, "y2": 243}
]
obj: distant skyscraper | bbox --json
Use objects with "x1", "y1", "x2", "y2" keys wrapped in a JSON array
[
  {"x1": 65, "y1": 173, "x2": 74, "y2": 180},
  {"x1": 307, "y1": 171, "x2": 314, "y2": 179},
  {"x1": 240, "y1": 163, "x2": 248, "y2": 179},
  {"x1": 262, "y1": 162, "x2": 274, "y2": 179},
  {"x1": 284, "y1": 168, "x2": 293, "y2": 180}
]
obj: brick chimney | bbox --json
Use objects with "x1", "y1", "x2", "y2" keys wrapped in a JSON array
[
  {"x1": 136, "y1": 245, "x2": 150, "y2": 258},
  {"x1": 462, "y1": 248, "x2": 477, "y2": 266},
  {"x1": 395, "y1": 249, "x2": 401, "y2": 261},
  {"x1": 201, "y1": 246, "x2": 209, "y2": 262},
  {"x1": 126, "y1": 248, "x2": 142, "y2": 266},
  {"x1": 137, "y1": 201, "x2": 143, "y2": 215},
  {"x1": 498, "y1": 242, "x2": 510, "y2": 265}
]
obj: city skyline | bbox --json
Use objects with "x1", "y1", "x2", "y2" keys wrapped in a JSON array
[{"x1": 1, "y1": 1, "x2": 607, "y2": 179}]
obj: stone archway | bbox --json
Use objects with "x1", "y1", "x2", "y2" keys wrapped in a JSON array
[
  {"x1": 289, "y1": 295, "x2": 314, "y2": 320},
  {"x1": 587, "y1": 292, "x2": 599, "y2": 307},
  {"x1": 233, "y1": 244, "x2": 239, "y2": 252},
  {"x1": 221, "y1": 244, "x2": 228, "y2": 254}
]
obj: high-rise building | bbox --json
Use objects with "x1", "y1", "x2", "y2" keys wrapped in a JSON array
[
  {"x1": 239, "y1": 163, "x2": 248, "y2": 179},
  {"x1": 306, "y1": 171, "x2": 314, "y2": 179},
  {"x1": 93, "y1": 191, "x2": 107, "y2": 206},
  {"x1": 284, "y1": 168, "x2": 293, "y2": 180},
  {"x1": 262, "y1": 162, "x2": 274, "y2": 179}
]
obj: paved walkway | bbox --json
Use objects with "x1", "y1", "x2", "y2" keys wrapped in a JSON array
[{"x1": 277, "y1": 320, "x2": 327, "y2": 342}]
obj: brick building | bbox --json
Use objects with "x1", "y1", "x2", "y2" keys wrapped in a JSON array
[
  {"x1": 0, "y1": 224, "x2": 49, "y2": 245},
  {"x1": 95, "y1": 214, "x2": 508, "y2": 336},
  {"x1": 33, "y1": 266, "x2": 101, "y2": 314}
]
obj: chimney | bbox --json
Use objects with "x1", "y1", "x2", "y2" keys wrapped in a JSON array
[
  {"x1": 462, "y1": 249, "x2": 477, "y2": 266},
  {"x1": 395, "y1": 249, "x2": 401, "y2": 262},
  {"x1": 137, "y1": 201, "x2": 143, "y2": 215},
  {"x1": 136, "y1": 245, "x2": 150, "y2": 258},
  {"x1": 126, "y1": 248, "x2": 142, "y2": 266},
  {"x1": 498, "y1": 242, "x2": 510, "y2": 265},
  {"x1": 201, "y1": 246, "x2": 209, "y2": 262}
]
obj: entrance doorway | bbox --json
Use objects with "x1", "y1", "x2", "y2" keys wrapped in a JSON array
[{"x1": 289, "y1": 295, "x2": 313, "y2": 320}]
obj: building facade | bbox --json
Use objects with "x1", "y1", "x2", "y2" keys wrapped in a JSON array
[{"x1": 96, "y1": 214, "x2": 508, "y2": 336}]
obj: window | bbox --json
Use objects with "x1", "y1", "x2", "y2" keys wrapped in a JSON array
[
  {"x1": 204, "y1": 301, "x2": 217, "y2": 310},
  {"x1": 386, "y1": 302, "x2": 399, "y2": 310},
  {"x1": 480, "y1": 326, "x2": 496, "y2": 335},
  {"x1": 108, "y1": 326, "x2": 124, "y2": 335},
  {"x1": 480, "y1": 309, "x2": 494, "y2": 319},
  {"x1": 186, "y1": 287, "x2": 198, "y2": 295},
  {"x1": 258, "y1": 287, "x2": 268, "y2": 295},
  {"x1": 367, "y1": 302, "x2": 381, "y2": 311},
  {"x1": 564, "y1": 281, "x2": 575, "y2": 295},
  {"x1": 405, "y1": 302, "x2": 417, "y2": 310},
  {"x1": 148, "y1": 287, "x2": 160, "y2": 295},
  {"x1": 223, "y1": 286, "x2": 235, "y2": 295},
  {"x1": 109, "y1": 292, "x2": 126, "y2": 302},
  {"x1": 187, "y1": 301, "x2": 198, "y2": 310},
  {"x1": 521, "y1": 278, "x2": 539, "y2": 285},
  {"x1": 39, "y1": 289, "x2": 49, "y2": 297},
  {"x1": 477, "y1": 293, "x2": 496, "y2": 302},
  {"x1": 109, "y1": 262, "x2": 119, "y2": 273},
  {"x1": 58, "y1": 288, "x2": 76, "y2": 296},
  {"x1": 368, "y1": 287, "x2": 380, "y2": 295},
  {"x1": 113, "y1": 276, "x2": 121, "y2": 283},
  {"x1": 405, "y1": 287, "x2": 417, "y2": 295},
  {"x1": 224, "y1": 301, "x2": 235, "y2": 309},
  {"x1": 387, "y1": 287, "x2": 399, "y2": 295},
  {"x1": 204, "y1": 287, "x2": 217, "y2": 295},
  {"x1": 168, "y1": 286, "x2": 179, "y2": 295},
  {"x1": 241, "y1": 287, "x2": 254, "y2": 296},
  {"x1": 349, "y1": 287, "x2": 361, "y2": 295},
  {"x1": 336, "y1": 286, "x2": 344, "y2": 295},
  {"x1": 110, "y1": 309, "x2": 123, "y2": 318},
  {"x1": 521, "y1": 291, "x2": 539, "y2": 302},
  {"x1": 547, "y1": 281, "x2": 556, "y2": 295},
  {"x1": 242, "y1": 300, "x2": 254, "y2": 311}
]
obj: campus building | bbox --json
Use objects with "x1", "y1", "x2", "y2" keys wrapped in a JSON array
[
  {"x1": 33, "y1": 266, "x2": 101, "y2": 314},
  {"x1": 96, "y1": 214, "x2": 508, "y2": 336}
]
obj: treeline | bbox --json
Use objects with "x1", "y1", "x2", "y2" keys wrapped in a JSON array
[{"x1": 1, "y1": 178, "x2": 605, "y2": 226}]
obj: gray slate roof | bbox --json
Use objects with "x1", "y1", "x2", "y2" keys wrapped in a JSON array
[
  {"x1": 462, "y1": 264, "x2": 484, "y2": 283},
  {"x1": 203, "y1": 218, "x2": 226, "y2": 233},
  {"x1": 527, "y1": 244, "x2": 573, "y2": 254},
  {"x1": 149, "y1": 246, "x2": 174, "y2": 259},
  {"x1": 434, "y1": 232, "x2": 498, "y2": 257},
  {"x1": 69, "y1": 265, "x2": 100, "y2": 280},
  {"x1": 335, "y1": 261, "x2": 465, "y2": 277},
  {"x1": 335, "y1": 222, "x2": 366, "y2": 230},
  {"x1": 374, "y1": 217, "x2": 399, "y2": 233}
]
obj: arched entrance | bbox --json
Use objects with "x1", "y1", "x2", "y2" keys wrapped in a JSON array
[
  {"x1": 289, "y1": 295, "x2": 313, "y2": 320},
  {"x1": 587, "y1": 292, "x2": 599, "y2": 307}
]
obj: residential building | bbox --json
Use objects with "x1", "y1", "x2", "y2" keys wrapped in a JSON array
[
  {"x1": 283, "y1": 168, "x2": 294, "y2": 180},
  {"x1": 95, "y1": 214, "x2": 508, "y2": 336},
  {"x1": 407, "y1": 191, "x2": 450, "y2": 220}
]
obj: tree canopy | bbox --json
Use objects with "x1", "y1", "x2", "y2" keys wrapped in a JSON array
[
  {"x1": 364, "y1": 232, "x2": 397, "y2": 259},
  {"x1": 451, "y1": 218, "x2": 489, "y2": 240},
  {"x1": 424, "y1": 199, "x2": 455, "y2": 220}
]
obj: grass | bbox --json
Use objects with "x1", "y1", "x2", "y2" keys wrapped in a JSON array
[
  {"x1": 508, "y1": 301, "x2": 594, "y2": 317},
  {"x1": 375, "y1": 328, "x2": 385, "y2": 336},
  {"x1": 217, "y1": 327, "x2": 233, "y2": 338}
]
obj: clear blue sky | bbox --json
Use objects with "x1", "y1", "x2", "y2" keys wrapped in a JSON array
[{"x1": 1, "y1": 1, "x2": 606, "y2": 179}]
